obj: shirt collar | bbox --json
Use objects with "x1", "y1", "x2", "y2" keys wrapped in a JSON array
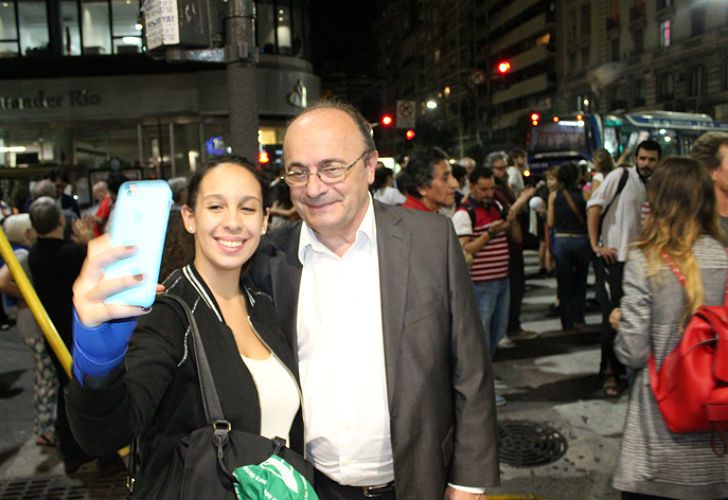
[{"x1": 298, "y1": 194, "x2": 377, "y2": 263}]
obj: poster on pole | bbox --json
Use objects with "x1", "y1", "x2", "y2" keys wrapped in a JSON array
[
  {"x1": 396, "y1": 100, "x2": 416, "y2": 129},
  {"x1": 143, "y1": 0, "x2": 180, "y2": 51}
]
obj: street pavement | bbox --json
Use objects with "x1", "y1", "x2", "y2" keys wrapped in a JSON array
[{"x1": 0, "y1": 250, "x2": 627, "y2": 499}]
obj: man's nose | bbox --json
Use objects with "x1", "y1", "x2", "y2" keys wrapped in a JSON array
[{"x1": 304, "y1": 172, "x2": 328, "y2": 198}]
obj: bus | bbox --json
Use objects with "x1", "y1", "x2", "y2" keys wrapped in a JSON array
[{"x1": 526, "y1": 110, "x2": 728, "y2": 174}]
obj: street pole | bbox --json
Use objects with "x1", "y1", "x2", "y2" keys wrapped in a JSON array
[{"x1": 225, "y1": 0, "x2": 259, "y2": 163}]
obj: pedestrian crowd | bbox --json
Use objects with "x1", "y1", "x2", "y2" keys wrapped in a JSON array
[{"x1": 0, "y1": 102, "x2": 727, "y2": 499}]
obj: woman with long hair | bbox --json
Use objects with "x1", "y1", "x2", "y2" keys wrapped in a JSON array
[
  {"x1": 612, "y1": 156, "x2": 728, "y2": 499},
  {"x1": 590, "y1": 148, "x2": 615, "y2": 194}
]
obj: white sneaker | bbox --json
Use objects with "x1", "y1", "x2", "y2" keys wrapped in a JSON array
[
  {"x1": 498, "y1": 336, "x2": 516, "y2": 348},
  {"x1": 495, "y1": 394, "x2": 508, "y2": 407}
]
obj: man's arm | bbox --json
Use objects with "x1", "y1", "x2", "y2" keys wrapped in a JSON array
[
  {"x1": 587, "y1": 205, "x2": 617, "y2": 263},
  {"x1": 445, "y1": 221, "x2": 500, "y2": 489}
]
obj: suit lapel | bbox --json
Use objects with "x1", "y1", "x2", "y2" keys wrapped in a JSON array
[{"x1": 375, "y1": 202, "x2": 410, "y2": 412}]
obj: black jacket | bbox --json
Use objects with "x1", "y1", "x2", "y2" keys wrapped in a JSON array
[{"x1": 67, "y1": 265, "x2": 303, "y2": 498}]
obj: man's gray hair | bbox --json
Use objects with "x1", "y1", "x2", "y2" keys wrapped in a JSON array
[
  {"x1": 29, "y1": 196, "x2": 62, "y2": 235},
  {"x1": 484, "y1": 151, "x2": 509, "y2": 168},
  {"x1": 32, "y1": 179, "x2": 56, "y2": 199}
]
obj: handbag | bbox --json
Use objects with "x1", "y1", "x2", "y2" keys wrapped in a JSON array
[
  {"x1": 647, "y1": 254, "x2": 728, "y2": 456},
  {"x1": 128, "y1": 293, "x2": 315, "y2": 499}
]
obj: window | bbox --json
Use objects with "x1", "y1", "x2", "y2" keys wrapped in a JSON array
[
  {"x1": 111, "y1": 0, "x2": 142, "y2": 54},
  {"x1": 580, "y1": 4, "x2": 590, "y2": 36},
  {"x1": 659, "y1": 19, "x2": 671, "y2": 48},
  {"x1": 61, "y1": 1, "x2": 81, "y2": 55},
  {"x1": 275, "y1": 2, "x2": 293, "y2": 55},
  {"x1": 611, "y1": 37, "x2": 620, "y2": 62},
  {"x1": 82, "y1": 1, "x2": 111, "y2": 55},
  {"x1": 657, "y1": 73, "x2": 674, "y2": 100},
  {"x1": 689, "y1": 65, "x2": 706, "y2": 97},
  {"x1": 633, "y1": 78, "x2": 645, "y2": 107},
  {"x1": 690, "y1": 5, "x2": 706, "y2": 36},
  {"x1": 256, "y1": 0, "x2": 303, "y2": 56},
  {"x1": 0, "y1": 2, "x2": 19, "y2": 57},
  {"x1": 19, "y1": 0, "x2": 50, "y2": 56},
  {"x1": 633, "y1": 30, "x2": 643, "y2": 55}
]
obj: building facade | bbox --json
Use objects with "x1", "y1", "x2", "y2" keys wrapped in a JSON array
[
  {"x1": 556, "y1": 0, "x2": 728, "y2": 120},
  {"x1": 0, "y1": 0, "x2": 320, "y2": 204}
]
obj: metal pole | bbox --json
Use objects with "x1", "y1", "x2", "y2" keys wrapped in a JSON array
[
  {"x1": 169, "y1": 122, "x2": 176, "y2": 178},
  {"x1": 137, "y1": 123, "x2": 144, "y2": 166},
  {"x1": 226, "y1": 0, "x2": 259, "y2": 163}
]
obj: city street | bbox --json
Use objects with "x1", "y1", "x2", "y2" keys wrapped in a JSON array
[{"x1": 0, "y1": 251, "x2": 627, "y2": 500}]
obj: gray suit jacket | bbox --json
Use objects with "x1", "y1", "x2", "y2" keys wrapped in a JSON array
[{"x1": 250, "y1": 200, "x2": 500, "y2": 499}]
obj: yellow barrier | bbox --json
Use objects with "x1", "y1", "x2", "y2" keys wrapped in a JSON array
[{"x1": 0, "y1": 226, "x2": 72, "y2": 377}]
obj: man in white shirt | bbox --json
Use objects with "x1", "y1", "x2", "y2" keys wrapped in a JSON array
[
  {"x1": 252, "y1": 101, "x2": 499, "y2": 499},
  {"x1": 586, "y1": 139, "x2": 661, "y2": 396},
  {"x1": 506, "y1": 148, "x2": 527, "y2": 197}
]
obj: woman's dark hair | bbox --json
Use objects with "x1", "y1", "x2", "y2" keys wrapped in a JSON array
[
  {"x1": 186, "y1": 155, "x2": 271, "y2": 209},
  {"x1": 557, "y1": 162, "x2": 580, "y2": 190},
  {"x1": 401, "y1": 147, "x2": 449, "y2": 197},
  {"x1": 371, "y1": 166, "x2": 394, "y2": 192}
]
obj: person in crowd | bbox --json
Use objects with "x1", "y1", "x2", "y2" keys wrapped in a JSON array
[
  {"x1": 400, "y1": 147, "x2": 460, "y2": 213},
  {"x1": 67, "y1": 157, "x2": 303, "y2": 497},
  {"x1": 591, "y1": 148, "x2": 615, "y2": 194},
  {"x1": 544, "y1": 166, "x2": 560, "y2": 315},
  {"x1": 459, "y1": 157, "x2": 477, "y2": 197},
  {"x1": 507, "y1": 148, "x2": 527, "y2": 197},
  {"x1": 587, "y1": 139, "x2": 661, "y2": 397},
  {"x1": 452, "y1": 166, "x2": 512, "y2": 407},
  {"x1": 252, "y1": 101, "x2": 499, "y2": 498},
  {"x1": 167, "y1": 177, "x2": 188, "y2": 210},
  {"x1": 690, "y1": 131, "x2": 728, "y2": 241},
  {"x1": 547, "y1": 163, "x2": 589, "y2": 331},
  {"x1": 0, "y1": 214, "x2": 58, "y2": 447},
  {"x1": 371, "y1": 163, "x2": 406, "y2": 205},
  {"x1": 48, "y1": 168, "x2": 81, "y2": 217},
  {"x1": 451, "y1": 163, "x2": 467, "y2": 208},
  {"x1": 611, "y1": 156, "x2": 728, "y2": 499},
  {"x1": 88, "y1": 180, "x2": 111, "y2": 237},
  {"x1": 488, "y1": 151, "x2": 538, "y2": 344},
  {"x1": 26, "y1": 197, "x2": 114, "y2": 475}
]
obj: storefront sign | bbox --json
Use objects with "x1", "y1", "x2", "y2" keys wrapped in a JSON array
[{"x1": 0, "y1": 90, "x2": 101, "y2": 110}]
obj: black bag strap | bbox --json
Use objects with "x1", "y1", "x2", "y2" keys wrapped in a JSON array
[
  {"x1": 163, "y1": 293, "x2": 225, "y2": 422},
  {"x1": 560, "y1": 189, "x2": 586, "y2": 227},
  {"x1": 598, "y1": 167, "x2": 630, "y2": 237}
]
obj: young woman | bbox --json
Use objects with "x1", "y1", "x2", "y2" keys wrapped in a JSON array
[
  {"x1": 547, "y1": 163, "x2": 589, "y2": 331},
  {"x1": 590, "y1": 148, "x2": 615, "y2": 194},
  {"x1": 66, "y1": 156, "x2": 302, "y2": 497},
  {"x1": 612, "y1": 156, "x2": 728, "y2": 499}
]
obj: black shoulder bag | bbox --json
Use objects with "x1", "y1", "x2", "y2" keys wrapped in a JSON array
[{"x1": 128, "y1": 294, "x2": 313, "y2": 499}]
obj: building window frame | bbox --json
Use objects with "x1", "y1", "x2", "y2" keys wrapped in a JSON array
[{"x1": 658, "y1": 19, "x2": 671, "y2": 48}]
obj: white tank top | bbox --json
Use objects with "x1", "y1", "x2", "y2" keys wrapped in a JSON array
[{"x1": 240, "y1": 353, "x2": 300, "y2": 446}]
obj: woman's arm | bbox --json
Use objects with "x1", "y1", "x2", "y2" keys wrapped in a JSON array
[
  {"x1": 614, "y1": 250, "x2": 653, "y2": 368},
  {"x1": 547, "y1": 191, "x2": 556, "y2": 229}
]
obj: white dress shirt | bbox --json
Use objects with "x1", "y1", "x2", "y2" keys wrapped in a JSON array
[{"x1": 296, "y1": 197, "x2": 393, "y2": 486}]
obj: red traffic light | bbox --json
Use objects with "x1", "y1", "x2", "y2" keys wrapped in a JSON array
[
  {"x1": 405, "y1": 129, "x2": 416, "y2": 141},
  {"x1": 530, "y1": 112, "x2": 541, "y2": 122},
  {"x1": 380, "y1": 114, "x2": 394, "y2": 127},
  {"x1": 496, "y1": 61, "x2": 511, "y2": 74}
]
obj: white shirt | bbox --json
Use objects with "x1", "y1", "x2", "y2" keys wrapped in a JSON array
[
  {"x1": 373, "y1": 186, "x2": 406, "y2": 206},
  {"x1": 241, "y1": 353, "x2": 300, "y2": 446},
  {"x1": 296, "y1": 197, "x2": 393, "y2": 486},
  {"x1": 506, "y1": 166, "x2": 525, "y2": 196},
  {"x1": 587, "y1": 167, "x2": 646, "y2": 262}
]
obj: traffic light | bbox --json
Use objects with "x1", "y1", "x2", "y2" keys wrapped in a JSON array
[
  {"x1": 380, "y1": 114, "x2": 394, "y2": 127},
  {"x1": 530, "y1": 112, "x2": 541, "y2": 126},
  {"x1": 258, "y1": 150, "x2": 270, "y2": 165},
  {"x1": 405, "y1": 129, "x2": 416, "y2": 141},
  {"x1": 496, "y1": 61, "x2": 512, "y2": 75}
]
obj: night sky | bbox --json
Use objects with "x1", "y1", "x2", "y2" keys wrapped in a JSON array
[{"x1": 309, "y1": 2, "x2": 379, "y2": 77}]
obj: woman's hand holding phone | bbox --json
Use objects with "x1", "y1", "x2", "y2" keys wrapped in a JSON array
[{"x1": 72, "y1": 235, "x2": 165, "y2": 328}]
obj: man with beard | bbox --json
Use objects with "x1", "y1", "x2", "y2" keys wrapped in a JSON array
[
  {"x1": 587, "y1": 139, "x2": 661, "y2": 397},
  {"x1": 452, "y1": 166, "x2": 513, "y2": 406}
]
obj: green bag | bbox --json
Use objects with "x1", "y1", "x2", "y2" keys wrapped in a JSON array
[{"x1": 234, "y1": 454, "x2": 319, "y2": 500}]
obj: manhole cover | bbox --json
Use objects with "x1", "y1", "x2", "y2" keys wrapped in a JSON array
[
  {"x1": 497, "y1": 420, "x2": 568, "y2": 467},
  {"x1": 0, "y1": 473, "x2": 126, "y2": 500}
]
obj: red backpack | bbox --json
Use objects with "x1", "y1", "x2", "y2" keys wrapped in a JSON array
[{"x1": 647, "y1": 253, "x2": 728, "y2": 456}]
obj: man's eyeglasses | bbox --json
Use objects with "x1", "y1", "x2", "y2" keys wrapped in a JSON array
[{"x1": 283, "y1": 149, "x2": 373, "y2": 187}]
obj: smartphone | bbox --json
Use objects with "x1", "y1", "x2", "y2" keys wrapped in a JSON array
[
  {"x1": 500, "y1": 205, "x2": 510, "y2": 219},
  {"x1": 104, "y1": 180, "x2": 172, "y2": 308}
]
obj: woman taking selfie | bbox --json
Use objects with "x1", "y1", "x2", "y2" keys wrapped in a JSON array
[
  {"x1": 66, "y1": 156, "x2": 304, "y2": 498},
  {"x1": 611, "y1": 156, "x2": 728, "y2": 499}
]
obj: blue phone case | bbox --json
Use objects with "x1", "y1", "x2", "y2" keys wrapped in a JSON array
[{"x1": 104, "y1": 180, "x2": 172, "y2": 307}]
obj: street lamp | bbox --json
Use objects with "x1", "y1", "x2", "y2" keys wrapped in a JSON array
[{"x1": 426, "y1": 99, "x2": 438, "y2": 110}]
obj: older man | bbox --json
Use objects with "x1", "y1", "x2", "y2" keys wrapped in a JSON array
[
  {"x1": 253, "y1": 101, "x2": 499, "y2": 499},
  {"x1": 400, "y1": 147, "x2": 459, "y2": 213}
]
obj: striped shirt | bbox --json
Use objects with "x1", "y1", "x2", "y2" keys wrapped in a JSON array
[{"x1": 452, "y1": 201, "x2": 509, "y2": 282}]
